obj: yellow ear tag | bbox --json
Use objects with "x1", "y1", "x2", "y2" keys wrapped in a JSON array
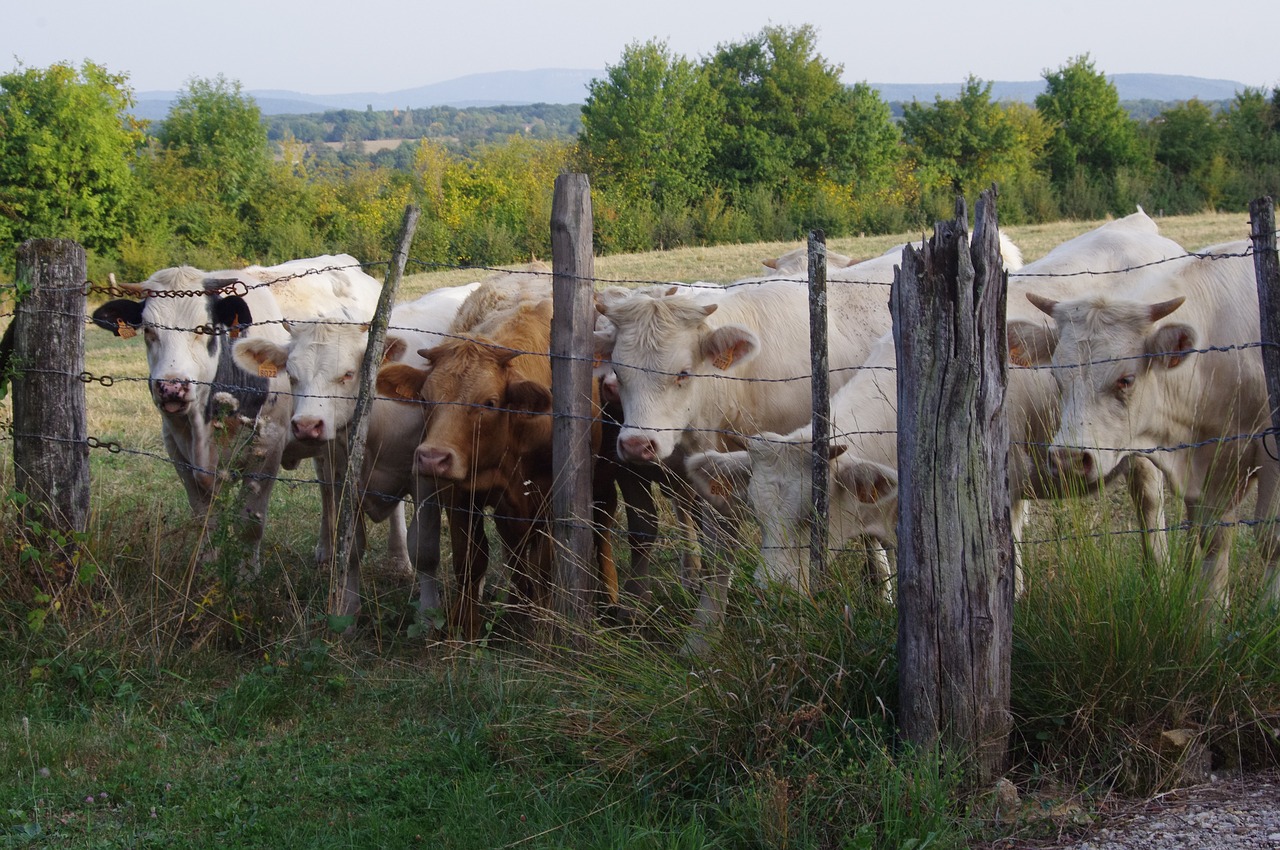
[
  {"x1": 709, "y1": 476, "x2": 733, "y2": 499},
  {"x1": 713, "y1": 349, "x2": 736, "y2": 370},
  {"x1": 116, "y1": 319, "x2": 136, "y2": 339},
  {"x1": 228, "y1": 314, "x2": 242, "y2": 339},
  {"x1": 258, "y1": 363, "x2": 278, "y2": 378}
]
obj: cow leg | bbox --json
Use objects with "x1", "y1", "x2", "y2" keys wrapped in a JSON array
[
  {"x1": 1184, "y1": 495, "x2": 1236, "y2": 615},
  {"x1": 386, "y1": 500, "x2": 412, "y2": 576},
  {"x1": 684, "y1": 501, "x2": 736, "y2": 653},
  {"x1": 1251, "y1": 462, "x2": 1280, "y2": 606},
  {"x1": 313, "y1": 448, "x2": 339, "y2": 567},
  {"x1": 869, "y1": 541, "x2": 894, "y2": 604},
  {"x1": 1011, "y1": 498, "x2": 1029, "y2": 599},
  {"x1": 1126, "y1": 456, "x2": 1169, "y2": 568},
  {"x1": 407, "y1": 485, "x2": 444, "y2": 617},
  {"x1": 448, "y1": 495, "x2": 490, "y2": 640}
]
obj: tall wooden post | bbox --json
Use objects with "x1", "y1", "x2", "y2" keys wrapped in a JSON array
[
  {"x1": 330, "y1": 205, "x2": 420, "y2": 621},
  {"x1": 12, "y1": 239, "x2": 90, "y2": 536},
  {"x1": 808, "y1": 229, "x2": 831, "y2": 586},
  {"x1": 550, "y1": 174, "x2": 596, "y2": 624},
  {"x1": 892, "y1": 191, "x2": 1013, "y2": 783},
  {"x1": 1250, "y1": 199, "x2": 1280, "y2": 459}
]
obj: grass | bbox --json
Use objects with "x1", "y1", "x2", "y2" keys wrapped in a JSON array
[{"x1": 2, "y1": 208, "x2": 1278, "y2": 848}]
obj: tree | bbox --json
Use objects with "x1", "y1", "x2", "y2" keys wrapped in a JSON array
[
  {"x1": 0, "y1": 61, "x2": 144, "y2": 259},
  {"x1": 156, "y1": 75, "x2": 271, "y2": 208},
  {"x1": 704, "y1": 24, "x2": 897, "y2": 195},
  {"x1": 579, "y1": 40, "x2": 719, "y2": 207},
  {"x1": 1036, "y1": 55, "x2": 1146, "y2": 210},
  {"x1": 1155, "y1": 99, "x2": 1221, "y2": 177}
]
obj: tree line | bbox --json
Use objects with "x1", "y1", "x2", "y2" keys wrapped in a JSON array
[{"x1": 1, "y1": 25, "x2": 1278, "y2": 283}]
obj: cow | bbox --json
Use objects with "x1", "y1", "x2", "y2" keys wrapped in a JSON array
[
  {"x1": 90, "y1": 255, "x2": 380, "y2": 572},
  {"x1": 1009, "y1": 239, "x2": 1277, "y2": 610},
  {"x1": 377, "y1": 288, "x2": 617, "y2": 639},
  {"x1": 230, "y1": 282, "x2": 481, "y2": 618},
  {"x1": 594, "y1": 237, "x2": 1023, "y2": 633},
  {"x1": 685, "y1": 211, "x2": 1182, "y2": 602}
]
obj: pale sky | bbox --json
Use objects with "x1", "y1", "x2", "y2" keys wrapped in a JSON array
[{"x1": 4, "y1": 0, "x2": 1277, "y2": 95}]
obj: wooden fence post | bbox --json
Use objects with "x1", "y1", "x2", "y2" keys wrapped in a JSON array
[
  {"x1": 808, "y1": 229, "x2": 831, "y2": 585},
  {"x1": 892, "y1": 191, "x2": 1013, "y2": 784},
  {"x1": 550, "y1": 173, "x2": 596, "y2": 624},
  {"x1": 1250, "y1": 198, "x2": 1280, "y2": 462},
  {"x1": 330, "y1": 205, "x2": 420, "y2": 621},
  {"x1": 11, "y1": 239, "x2": 90, "y2": 537}
]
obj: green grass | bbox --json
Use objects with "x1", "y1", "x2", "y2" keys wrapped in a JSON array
[{"x1": 2, "y1": 209, "x2": 1277, "y2": 848}]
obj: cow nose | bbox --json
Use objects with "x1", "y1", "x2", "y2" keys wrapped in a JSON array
[
  {"x1": 1049, "y1": 447, "x2": 1098, "y2": 484},
  {"x1": 156, "y1": 379, "x2": 189, "y2": 401},
  {"x1": 601, "y1": 374, "x2": 620, "y2": 405},
  {"x1": 416, "y1": 446, "x2": 454, "y2": 478},
  {"x1": 618, "y1": 434, "x2": 657, "y2": 463},
  {"x1": 292, "y1": 417, "x2": 325, "y2": 442}
]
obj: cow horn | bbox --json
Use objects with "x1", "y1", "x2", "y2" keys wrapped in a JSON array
[
  {"x1": 1026, "y1": 292, "x2": 1058, "y2": 317},
  {"x1": 1148, "y1": 296, "x2": 1186, "y2": 322}
]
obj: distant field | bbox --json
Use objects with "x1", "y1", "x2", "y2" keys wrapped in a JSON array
[{"x1": 398, "y1": 209, "x2": 1253, "y2": 298}]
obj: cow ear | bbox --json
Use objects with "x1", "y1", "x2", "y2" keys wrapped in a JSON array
[
  {"x1": 700, "y1": 323, "x2": 759, "y2": 371},
  {"x1": 832, "y1": 457, "x2": 898, "y2": 505},
  {"x1": 91, "y1": 299, "x2": 144, "y2": 335},
  {"x1": 232, "y1": 338, "x2": 288, "y2": 374},
  {"x1": 383, "y1": 335, "x2": 408, "y2": 363},
  {"x1": 685, "y1": 449, "x2": 751, "y2": 516},
  {"x1": 376, "y1": 363, "x2": 429, "y2": 401},
  {"x1": 1026, "y1": 292, "x2": 1058, "y2": 318},
  {"x1": 505, "y1": 379, "x2": 552, "y2": 414},
  {"x1": 212, "y1": 295, "x2": 254, "y2": 332},
  {"x1": 1007, "y1": 320, "x2": 1059, "y2": 367},
  {"x1": 1146, "y1": 323, "x2": 1196, "y2": 370}
]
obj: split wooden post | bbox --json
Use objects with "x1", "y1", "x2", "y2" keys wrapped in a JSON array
[
  {"x1": 1250, "y1": 198, "x2": 1280, "y2": 464},
  {"x1": 808, "y1": 229, "x2": 831, "y2": 585},
  {"x1": 330, "y1": 204, "x2": 420, "y2": 622},
  {"x1": 11, "y1": 239, "x2": 90, "y2": 537},
  {"x1": 891, "y1": 190, "x2": 1013, "y2": 784},
  {"x1": 550, "y1": 173, "x2": 597, "y2": 625}
]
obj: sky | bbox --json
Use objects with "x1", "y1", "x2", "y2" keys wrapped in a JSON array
[{"x1": 4, "y1": 0, "x2": 1278, "y2": 95}]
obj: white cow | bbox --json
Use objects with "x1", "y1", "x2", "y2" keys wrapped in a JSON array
[
  {"x1": 232, "y1": 282, "x2": 481, "y2": 617},
  {"x1": 91, "y1": 255, "x2": 380, "y2": 571},
  {"x1": 1009, "y1": 239, "x2": 1276, "y2": 609},
  {"x1": 686, "y1": 211, "x2": 1184, "y2": 600},
  {"x1": 596, "y1": 238, "x2": 1022, "y2": 629}
]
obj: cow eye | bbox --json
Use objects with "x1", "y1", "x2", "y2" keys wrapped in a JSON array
[
  {"x1": 143, "y1": 327, "x2": 158, "y2": 343},
  {"x1": 1115, "y1": 374, "x2": 1135, "y2": 393},
  {"x1": 482, "y1": 398, "x2": 498, "y2": 409},
  {"x1": 675, "y1": 370, "x2": 691, "y2": 386},
  {"x1": 340, "y1": 370, "x2": 356, "y2": 383}
]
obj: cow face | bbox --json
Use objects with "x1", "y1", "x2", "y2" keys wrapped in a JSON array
[
  {"x1": 689, "y1": 435, "x2": 897, "y2": 593},
  {"x1": 1014, "y1": 292, "x2": 1193, "y2": 487},
  {"x1": 91, "y1": 268, "x2": 255, "y2": 417},
  {"x1": 412, "y1": 337, "x2": 551, "y2": 486},
  {"x1": 599, "y1": 290, "x2": 758, "y2": 463},
  {"x1": 235, "y1": 322, "x2": 371, "y2": 444}
]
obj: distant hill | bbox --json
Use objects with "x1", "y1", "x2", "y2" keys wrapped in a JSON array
[{"x1": 131, "y1": 69, "x2": 1255, "y2": 122}]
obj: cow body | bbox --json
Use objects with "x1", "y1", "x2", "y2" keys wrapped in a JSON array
[
  {"x1": 91, "y1": 255, "x2": 378, "y2": 570},
  {"x1": 232, "y1": 282, "x2": 480, "y2": 617},
  {"x1": 1011, "y1": 240, "x2": 1276, "y2": 608},
  {"x1": 686, "y1": 211, "x2": 1182, "y2": 601}
]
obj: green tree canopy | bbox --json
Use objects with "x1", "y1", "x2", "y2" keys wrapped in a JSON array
[
  {"x1": 579, "y1": 40, "x2": 719, "y2": 206},
  {"x1": 704, "y1": 24, "x2": 893, "y2": 194},
  {"x1": 157, "y1": 75, "x2": 271, "y2": 207},
  {"x1": 1155, "y1": 99, "x2": 1221, "y2": 177},
  {"x1": 0, "y1": 61, "x2": 144, "y2": 256},
  {"x1": 1036, "y1": 54, "x2": 1145, "y2": 207}
]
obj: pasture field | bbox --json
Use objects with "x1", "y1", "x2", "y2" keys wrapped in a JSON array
[{"x1": 2, "y1": 209, "x2": 1278, "y2": 849}]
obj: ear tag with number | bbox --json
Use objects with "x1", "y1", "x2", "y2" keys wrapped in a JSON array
[
  {"x1": 258, "y1": 363, "x2": 278, "y2": 378},
  {"x1": 713, "y1": 349, "x2": 736, "y2": 370},
  {"x1": 116, "y1": 319, "x2": 136, "y2": 339}
]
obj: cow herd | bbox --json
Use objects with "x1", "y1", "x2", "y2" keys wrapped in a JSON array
[{"x1": 89, "y1": 210, "x2": 1280, "y2": 645}]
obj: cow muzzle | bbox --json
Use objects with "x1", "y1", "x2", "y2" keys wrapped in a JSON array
[
  {"x1": 416, "y1": 445, "x2": 458, "y2": 479},
  {"x1": 154, "y1": 378, "x2": 193, "y2": 414},
  {"x1": 618, "y1": 433, "x2": 660, "y2": 463},
  {"x1": 291, "y1": 416, "x2": 328, "y2": 443},
  {"x1": 1048, "y1": 446, "x2": 1101, "y2": 487}
]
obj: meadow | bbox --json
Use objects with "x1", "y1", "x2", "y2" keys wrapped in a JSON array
[{"x1": 1, "y1": 210, "x2": 1276, "y2": 849}]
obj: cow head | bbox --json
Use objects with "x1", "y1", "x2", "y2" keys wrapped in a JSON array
[
  {"x1": 1010, "y1": 292, "x2": 1193, "y2": 487},
  {"x1": 91, "y1": 267, "x2": 256, "y2": 417},
  {"x1": 597, "y1": 289, "x2": 759, "y2": 463}
]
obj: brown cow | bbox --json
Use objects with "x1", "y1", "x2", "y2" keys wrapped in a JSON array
[{"x1": 377, "y1": 296, "x2": 616, "y2": 638}]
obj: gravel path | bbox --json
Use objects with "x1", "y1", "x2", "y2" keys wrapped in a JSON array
[{"x1": 993, "y1": 773, "x2": 1280, "y2": 849}]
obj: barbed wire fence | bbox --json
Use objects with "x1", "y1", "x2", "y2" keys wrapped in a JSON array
[{"x1": 4, "y1": 193, "x2": 1280, "y2": 625}]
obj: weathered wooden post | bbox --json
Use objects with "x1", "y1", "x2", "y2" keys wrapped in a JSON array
[
  {"x1": 808, "y1": 229, "x2": 831, "y2": 585},
  {"x1": 330, "y1": 205, "x2": 420, "y2": 622},
  {"x1": 11, "y1": 239, "x2": 90, "y2": 537},
  {"x1": 892, "y1": 190, "x2": 1013, "y2": 783},
  {"x1": 550, "y1": 173, "x2": 598, "y2": 625},
  {"x1": 1250, "y1": 198, "x2": 1280, "y2": 467}
]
